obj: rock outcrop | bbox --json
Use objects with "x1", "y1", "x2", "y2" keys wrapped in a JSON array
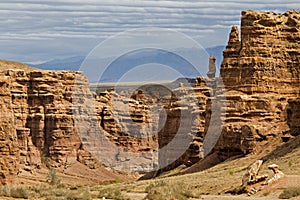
[
  {"x1": 238, "y1": 161, "x2": 283, "y2": 196},
  {"x1": 95, "y1": 89, "x2": 158, "y2": 152},
  {"x1": 214, "y1": 10, "x2": 300, "y2": 158},
  {"x1": 266, "y1": 164, "x2": 285, "y2": 184},
  {"x1": 0, "y1": 64, "x2": 102, "y2": 184},
  {"x1": 242, "y1": 160, "x2": 264, "y2": 186},
  {"x1": 207, "y1": 56, "x2": 217, "y2": 78},
  {"x1": 88, "y1": 87, "x2": 160, "y2": 172},
  {"x1": 221, "y1": 10, "x2": 300, "y2": 95},
  {"x1": 158, "y1": 84, "x2": 208, "y2": 170}
]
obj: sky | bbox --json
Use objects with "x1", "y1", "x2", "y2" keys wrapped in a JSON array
[{"x1": 0, "y1": 0, "x2": 300, "y2": 63}]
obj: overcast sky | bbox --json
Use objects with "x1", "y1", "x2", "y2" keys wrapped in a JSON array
[{"x1": 0, "y1": 0, "x2": 299, "y2": 63}]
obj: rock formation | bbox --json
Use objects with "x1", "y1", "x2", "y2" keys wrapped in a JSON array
[
  {"x1": 157, "y1": 82, "x2": 211, "y2": 170},
  {"x1": 88, "y1": 87, "x2": 160, "y2": 172},
  {"x1": 1, "y1": 9, "x2": 300, "y2": 184},
  {"x1": 95, "y1": 89, "x2": 158, "y2": 152},
  {"x1": 207, "y1": 56, "x2": 217, "y2": 78},
  {"x1": 221, "y1": 10, "x2": 300, "y2": 95},
  {"x1": 266, "y1": 164, "x2": 285, "y2": 184},
  {"x1": 0, "y1": 72, "x2": 19, "y2": 185},
  {"x1": 239, "y1": 161, "x2": 283, "y2": 196},
  {"x1": 0, "y1": 64, "x2": 102, "y2": 184},
  {"x1": 214, "y1": 10, "x2": 300, "y2": 158},
  {"x1": 242, "y1": 160, "x2": 264, "y2": 186},
  {"x1": 240, "y1": 160, "x2": 268, "y2": 196}
]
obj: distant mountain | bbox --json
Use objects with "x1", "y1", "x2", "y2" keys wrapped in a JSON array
[
  {"x1": 28, "y1": 56, "x2": 85, "y2": 71},
  {"x1": 95, "y1": 48, "x2": 203, "y2": 83},
  {"x1": 27, "y1": 45, "x2": 226, "y2": 83}
]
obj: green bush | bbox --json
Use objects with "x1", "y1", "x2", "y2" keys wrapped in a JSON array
[
  {"x1": 41, "y1": 151, "x2": 51, "y2": 168},
  {"x1": 279, "y1": 187, "x2": 300, "y2": 199},
  {"x1": 0, "y1": 186, "x2": 10, "y2": 197},
  {"x1": 10, "y1": 187, "x2": 29, "y2": 199},
  {"x1": 288, "y1": 160, "x2": 293, "y2": 167},
  {"x1": 262, "y1": 191, "x2": 270, "y2": 196},
  {"x1": 47, "y1": 169, "x2": 61, "y2": 185},
  {"x1": 0, "y1": 186, "x2": 29, "y2": 199}
]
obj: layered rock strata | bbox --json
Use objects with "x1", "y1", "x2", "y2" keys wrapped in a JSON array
[
  {"x1": 221, "y1": 10, "x2": 300, "y2": 95},
  {"x1": 0, "y1": 67, "x2": 102, "y2": 184},
  {"x1": 215, "y1": 10, "x2": 300, "y2": 158},
  {"x1": 0, "y1": 72, "x2": 19, "y2": 185},
  {"x1": 157, "y1": 76, "x2": 218, "y2": 171},
  {"x1": 1, "y1": 9, "x2": 300, "y2": 184},
  {"x1": 95, "y1": 89, "x2": 158, "y2": 152}
]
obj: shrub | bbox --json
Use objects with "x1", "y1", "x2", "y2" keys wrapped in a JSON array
[
  {"x1": 145, "y1": 181, "x2": 196, "y2": 200},
  {"x1": 10, "y1": 187, "x2": 29, "y2": 199},
  {"x1": 66, "y1": 188, "x2": 92, "y2": 200},
  {"x1": 288, "y1": 160, "x2": 293, "y2": 167},
  {"x1": 47, "y1": 169, "x2": 61, "y2": 185},
  {"x1": 97, "y1": 188, "x2": 130, "y2": 200},
  {"x1": 0, "y1": 186, "x2": 29, "y2": 199},
  {"x1": 145, "y1": 181, "x2": 166, "y2": 193},
  {"x1": 279, "y1": 187, "x2": 300, "y2": 199},
  {"x1": 41, "y1": 151, "x2": 51, "y2": 168},
  {"x1": 262, "y1": 191, "x2": 270, "y2": 196},
  {"x1": 0, "y1": 186, "x2": 10, "y2": 197}
]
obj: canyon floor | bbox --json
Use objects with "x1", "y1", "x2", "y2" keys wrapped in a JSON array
[{"x1": 0, "y1": 135, "x2": 299, "y2": 200}]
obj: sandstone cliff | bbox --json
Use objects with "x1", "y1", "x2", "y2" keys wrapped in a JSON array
[
  {"x1": 0, "y1": 61, "x2": 120, "y2": 184},
  {"x1": 0, "y1": 58, "x2": 217, "y2": 183},
  {"x1": 214, "y1": 10, "x2": 300, "y2": 159},
  {"x1": 0, "y1": 70, "x2": 19, "y2": 185}
]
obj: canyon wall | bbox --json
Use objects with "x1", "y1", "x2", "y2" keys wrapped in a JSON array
[
  {"x1": 0, "y1": 65, "x2": 170, "y2": 182},
  {"x1": 0, "y1": 68, "x2": 102, "y2": 184},
  {"x1": 89, "y1": 80, "x2": 214, "y2": 172},
  {"x1": 0, "y1": 72, "x2": 19, "y2": 185},
  {"x1": 0, "y1": 9, "x2": 300, "y2": 184},
  {"x1": 0, "y1": 63, "x2": 215, "y2": 182},
  {"x1": 214, "y1": 10, "x2": 300, "y2": 158}
]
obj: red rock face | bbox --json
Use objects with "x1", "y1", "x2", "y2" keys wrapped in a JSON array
[
  {"x1": 0, "y1": 73, "x2": 19, "y2": 185},
  {"x1": 94, "y1": 89, "x2": 158, "y2": 152},
  {"x1": 287, "y1": 99, "x2": 300, "y2": 137},
  {"x1": 221, "y1": 10, "x2": 300, "y2": 95},
  {"x1": 0, "y1": 68, "x2": 101, "y2": 184},
  {"x1": 215, "y1": 10, "x2": 300, "y2": 159}
]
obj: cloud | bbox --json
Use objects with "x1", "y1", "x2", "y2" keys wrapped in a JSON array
[{"x1": 0, "y1": 0, "x2": 299, "y2": 62}]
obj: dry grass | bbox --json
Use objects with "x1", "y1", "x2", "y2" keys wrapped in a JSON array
[
  {"x1": 0, "y1": 143, "x2": 299, "y2": 199},
  {"x1": 0, "y1": 60, "x2": 37, "y2": 72},
  {"x1": 87, "y1": 142, "x2": 300, "y2": 199},
  {"x1": 279, "y1": 187, "x2": 300, "y2": 199},
  {"x1": 144, "y1": 180, "x2": 197, "y2": 200},
  {"x1": 0, "y1": 184, "x2": 93, "y2": 200},
  {"x1": 0, "y1": 186, "x2": 29, "y2": 199}
]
